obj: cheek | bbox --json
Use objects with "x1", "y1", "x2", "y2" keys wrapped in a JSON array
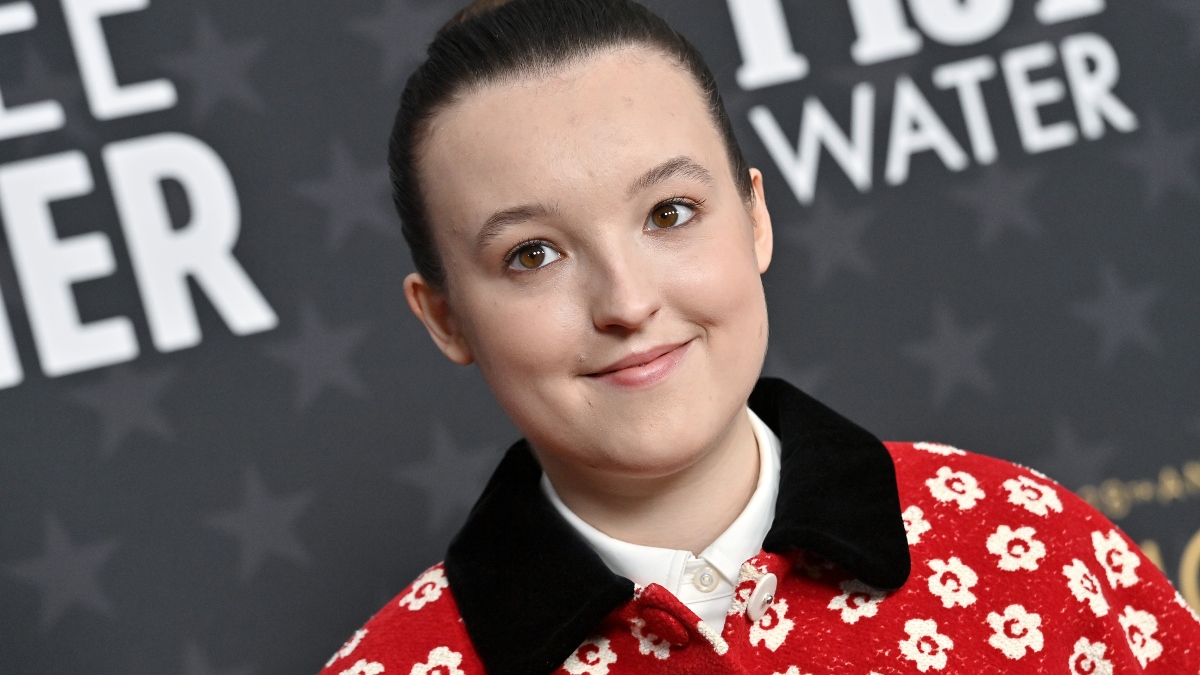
[
  {"x1": 458, "y1": 285, "x2": 582, "y2": 393},
  {"x1": 668, "y1": 220, "x2": 768, "y2": 342}
]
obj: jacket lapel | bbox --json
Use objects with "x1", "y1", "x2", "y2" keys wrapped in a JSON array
[{"x1": 750, "y1": 377, "x2": 910, "y2": 590}]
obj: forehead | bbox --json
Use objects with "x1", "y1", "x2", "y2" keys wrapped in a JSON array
[{"x1": 419, "y1": 47, "x2": 727, "y2": 231}]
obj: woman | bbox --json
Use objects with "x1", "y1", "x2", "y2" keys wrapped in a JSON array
[{"x1": 319, "y1": 0, "x2": 1200, "y2": 673}]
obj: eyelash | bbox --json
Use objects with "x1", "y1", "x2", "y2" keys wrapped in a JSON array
[
  {"x1": 501, "y1": 196, "x2": 707, "y2": 269},
  {"x1": 656, "y1": 195, "x2": 706, "y2": 220},
  {"x1": 503, "y1": 238, "x2": 555, "y2": 267}
]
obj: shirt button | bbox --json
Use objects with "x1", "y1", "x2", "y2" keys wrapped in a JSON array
[
  {"x1": 693, "y1": 565, "x2": 719, "y2": 593},
  {"x1": 746, "y1": 572, "x2": 778, "y2": 622}
]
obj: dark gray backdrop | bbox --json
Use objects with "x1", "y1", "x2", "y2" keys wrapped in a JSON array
[{"x1": 0, "y1": 0, "x2": 1197, "y2": 672}]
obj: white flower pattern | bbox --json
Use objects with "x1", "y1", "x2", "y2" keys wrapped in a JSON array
[
  {"x1": 1062, "y1": 559, "x2": 1110, "y2": 617},
  {"x1": 926, "y1": 467, "x2": 986, "y2": 510},
  {"x1": 749, "y1": 598, "x2": 795, "y2": 652},
  {"x1": 927, "y1": 557, "x2": 978, "y2": 608},
  {"x1": 1175, "y1": 591, "x2": 1200, "y2": 623},
  {"x1": 986, "y1": 604, "x2": 1044, "y2": 659},
  {"x1": 317, "y1": 447, "x2": 1200, "y2": 673},
  {"x1": 410, "y1": 647, "x2": 465, "y2": 675},
  {"x1": 1092, "y1": 530, "x2": 1141, "y2": 588},
  {"x1": 1118, "y1": 606, "x2": 1163, "y2": 666},
  {"x1": 913, "y1": 442, "x2": 966, "y2": 456},
  {"x1": 340, "y1": 660, "x2": 384, "y2": 675},
  {"x1": 728, "y1": 585, "x2": 754, "y2": 616},
  {"x1": 728, "y1": 563, "x2": 766, "y2": 615},
  {"x1": 903, "y1": 505, "x2": 932, "y2": 545},
  {"x1": 899, "y1": 619, "x2": 954, "y2": 671},
  {"x1": 827, "y1": 579, "x2": 886, "y2": 624},
  {"x1": 1019, "y1": 464, "x2": 1051, "y2": 480},
  {"x1": 1002, "y1": 476, "x2": 1063, "y2": 516},
  {"x1": 398, "y1": 566, "x2": 449, "y2": 611},
  {"x1": 986, "y1": 525, "x2": 1046, "y2": 571},
  {"x1": 326, "y1": 629, "x2": 368, "y2": 667},
  {"x1": 561, "y1": 637, "x2": 617, "y2": 675},
  {"x1": 1068, "y1": 638, "x2": 1113, "y2": 675},
  {"x1": 628, "y1": 618, "x2": 670, "y2": 660}
]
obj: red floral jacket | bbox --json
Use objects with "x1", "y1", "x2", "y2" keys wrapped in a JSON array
[{"x1": 318, "y1": 380, "x2": 1200, "y2": 675}]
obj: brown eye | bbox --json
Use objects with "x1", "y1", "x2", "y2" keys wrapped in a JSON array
[
  {"x1": 652, "y1": 204, "x2": 679, "y2": 228},
  {"x1": 519, "y1": 247, "x2": 544, "y2": 269},
  {"x1": 509, "y1": 242, "x2": 561, "y2": 270},
  {"x1": 647, "y1": 201, "x2": 696, "y2": 230}
]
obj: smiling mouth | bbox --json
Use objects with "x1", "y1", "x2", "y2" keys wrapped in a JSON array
[{"x1": 586, "y1": 340, "x2": 693, "y2": 388}]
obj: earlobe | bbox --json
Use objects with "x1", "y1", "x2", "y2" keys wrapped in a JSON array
[
  {"x1": 748, "y1": 168, "x2": 774, "y2": 274},
  {"x1": 403, "y1": 273, "x2": 475, "y2": 365}
]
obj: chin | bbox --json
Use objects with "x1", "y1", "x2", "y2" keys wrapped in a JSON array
[
  {"x1": 583, "y1": 409, "x2": 729, "y2": 476},
  {"x1": 579, "y1": 441, "x2": 710, "y2": 480}
]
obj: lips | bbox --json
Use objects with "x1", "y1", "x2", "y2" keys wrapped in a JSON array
[{"x1": 587, "y1": 340, "x2": 692, "y2": 388}]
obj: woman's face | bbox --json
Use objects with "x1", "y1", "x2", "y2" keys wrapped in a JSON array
[{"x1": 409, "y1": 47, "x2": 773, "y2": 482}]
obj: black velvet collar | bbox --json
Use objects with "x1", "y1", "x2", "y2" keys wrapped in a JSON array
[{"x1": 443, "y1": 378, "x2": 910, "y2": 675}]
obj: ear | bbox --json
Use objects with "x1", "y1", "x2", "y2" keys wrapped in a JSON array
[
  {"x1": 403, "y1": 273, "x2": 475, "y2": 365},
  {"x1": 748, "y1": 168, "x2": 774, "y2": 274}
]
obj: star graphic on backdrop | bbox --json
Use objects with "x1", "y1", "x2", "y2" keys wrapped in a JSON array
[
  {"x1": 350, "y1": 0, "x2": 454, "y2": 85},
  {"x1": 1033, "y1": 419, "x2": 1120, "y2": 488},
  {"x1": 1117, "y1": 112, "x2": 1200, "y2": 207},
  {"x1": 295, "y1": 139, "x2": 397, "y2": 251},
  {"x1": 265, "y1": 304, "x2": 369, "y2": 410},
  {"x1": 160, "y1": 14, "x2": 266, "y2": 122},
  {"x1": 1071, "y1": 266, "x2": 1160, "y2": 367},
  {"x1": 181, "y1": 641, "x2": 254, "y2": 675},
  {"x1": 205, "y1": 467, "x2": 312, "y2": 582},
  {"x1": 783, "y1": 197, "x2": 873, "y2": 288},
  {"x1": 952, "y1": 165, "x2": 1042, "y2": 249},
  {"x1": 902, "y1": 306, "x2": 995, "y2": 407},
  {"x1": 5, "y1": 515, "x2": 117, "y2": 631},
  {"x1": 1162, "y1": 0, "x2": 1200, "y2": 57},
  {"x1": 763, "y1": 350, "x2": 828, "y2": 394},
  {"x1": 67, "y1": 365, "x2": 176, "y2": 459},
  {"x1": 9, "y1": 45, "x2": 94, "y2": 151},
  {"x1": 395, "y1": 425, "x2": 502, "y2": 532}
]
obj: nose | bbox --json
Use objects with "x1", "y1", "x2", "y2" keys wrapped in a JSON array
[{"x1": 588, "y1": 240, "x2": 661, "y2": 332}]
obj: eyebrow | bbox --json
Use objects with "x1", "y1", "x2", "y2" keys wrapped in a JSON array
[
  {"x1": 476, "y1": 203, "x2": 557, "y2": 249},
  {"x1": 473, "y1": 156, "x2": 715, "y2": 249},
  {"x1": 625, "y1": 155, "x2": 715, "y2": 199}
]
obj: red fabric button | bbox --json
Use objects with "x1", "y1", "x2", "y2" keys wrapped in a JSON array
[{"x1": 640, "y1": 607, "x2": 690, "y2": 647}]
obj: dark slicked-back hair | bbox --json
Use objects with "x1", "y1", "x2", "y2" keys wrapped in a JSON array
[{"x1": 389, "y1": 0, "x2": 752, "y2": 290}]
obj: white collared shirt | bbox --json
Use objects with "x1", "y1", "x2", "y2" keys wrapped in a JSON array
[{"x1": 541, "y1": 408, "x2": 782, "y2": 632}]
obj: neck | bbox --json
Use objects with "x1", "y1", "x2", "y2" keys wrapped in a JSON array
[{"x1": 539, "y1": 407, "x2": 760, "y2": 555}]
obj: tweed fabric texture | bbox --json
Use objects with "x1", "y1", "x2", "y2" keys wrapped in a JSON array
[{"x1": 318, "y1": 443, "x2": 1200, "y2": 674}]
